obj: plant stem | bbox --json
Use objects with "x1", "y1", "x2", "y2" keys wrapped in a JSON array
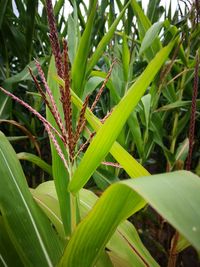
[
  {"x1": 70, "y1": 193, "x2": 77, "y2": 234},
  {"x1": 186, "y1": 51, "x2": 199, "y2": 170},
  {"x1": 167, "y1": 231, "x2": 179, "y2": 267},
  {"x1": 69, "y1": 165, "x2": 79, "y2": 235}
]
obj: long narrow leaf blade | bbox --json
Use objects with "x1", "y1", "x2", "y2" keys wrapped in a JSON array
[
  {"x1": 17, "y1": 152, "x2": 52, "y2": 175},
  {"x1": 47, "y1": 57, "x2": 71, "y2": 237},
  {"x1": 131, "y1": 0, "x2": 161, "y2": 61},
  {"x1": 69, "y1": 39, "x2": 176, "y2": 193},
  {"x1": 71, "y1": 0, "x2": 98, "y2": 96},
  {"x1": 53, "y1": 65, "x2": 150, "y2": 180},
  {"x1": 86, "y1": 1, "x2": 131, "y2": 75}
]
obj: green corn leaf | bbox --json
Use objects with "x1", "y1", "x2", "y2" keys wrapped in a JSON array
[
  {"x1": 2, "y1": 58, "x2": 46, "y2": 85},
  {"x1": 69, "y1": 39, "x2": 176, "y2": 193},
  {"x1": 141, "y1": 94, "x2": 151, "y2": 134},
  {"x1": 139, "y1": 21, "x2": 163, "y2": 56},
  {"x1": 86, "y1": 1, "x2": 131, "y2": 76},
  {"x1": 31, "y1": 181, "x2": 65, "y2": 239},
  {"x1": 155, "y1": 100, "x2": 199, "y2": 112},
  {"x1": 17, "y1": 152, "x2": 52, "y2": 175},
  {"x1": 54, "y1": 0, "x2": 64, "y2": 17},
  {"x1": 109, "y1": 142, "x2": 150, "y2": 178},
  {"x1": 175, "y1": 138, "x2": 189, "y2": 163},
  {"x1": 47, "y1": 57, "x2": 71, "y2": 237},
  {"x1": 0, "y1": 216, "x2": 23, "y2": 267},
  {"x1": 146, "y1": 0, "x2": 160, "y2": 22},
  {"x1": 107, "y1": 220, "x2": 159, "y2": 267},
  {"x1": 67, "y1": 2, "x2": 79, "y2": 64},
  {"x1": 38, "y1": 180, "x2": 158, "y2": 267},
  {"x1": 80, "y1": 189, "x2": 158, "y2": 266},
  {"x1": 107, "y1": 251, "x2": 131, "y2": 267},
  {"x1": 31, "y1": 193, "x2": 65, "y2": 239},
  {"x1": 122, "y1": 33, "x2": 130, "y2": 82},
  {"x1": 26, "y1": 0, "x2": 37, "y2": 61},
  {"x1": 128, "y1": 112, "x2": 144, "y2": 158},
  {"x1": 93, "y1": 168, "x2": 120, "y2": 190},
  {"x1": 71, "y1": 0, "x2": 98, "y2": 96},
  {"x1": 54, "y1": 74, "x2": 149, "y2": 180},
  {"x1": 83, "y1": 76, "x2": 105, "y2": 99},
  {"x1": 88, "y1": 72, "x2": 144, "y2": 157},
  {"x1": 0, "y1": 131, "x2": 62, "y2": 267},
  {"x1": 59, "y1": 171, "x2": 200, "y2": 266},
  {"x1": 131, "y1": 0, "x2": 161, "y2": 61},
  {"x1": 96, "y1": 252, "x2": 114, "y2": 267}
]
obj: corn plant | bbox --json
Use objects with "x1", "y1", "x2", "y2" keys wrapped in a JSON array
[{"x1": 0, "y1": 1, "x2": 200, "y2": 267}]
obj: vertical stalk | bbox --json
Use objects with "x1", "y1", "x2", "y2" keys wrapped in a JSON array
[
  {"x1": 70, "y1": 192, "x2": 77, "y2": 234},
  {"x1": 186, "y1": 51, "x2": 199, "y2": 170},
  {"x1": 167, "y1": 232, "x2": 179, "y2": 267},
  {"x1": 68, "y1": 164, "x2": 77, "y2": 235}
]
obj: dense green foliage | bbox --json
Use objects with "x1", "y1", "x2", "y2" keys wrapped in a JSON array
[{"x1": 0, "y1": 0, "x2": 199, "y2": 266}]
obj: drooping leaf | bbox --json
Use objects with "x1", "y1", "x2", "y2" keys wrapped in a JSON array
[
  {"x1": 60, "y1": 171, "x2": 200, "y2": 267},
  {"x1": 32, "y1": 180, "x2": 159, "y2": 266},
  {"x1": 17, "y1": 152, "x2": 52, "y2": 175}
]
